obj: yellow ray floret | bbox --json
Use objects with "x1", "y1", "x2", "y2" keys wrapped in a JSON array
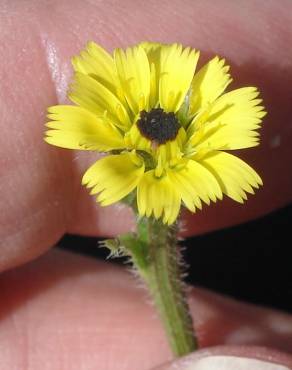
[
  {"x1": 69, "y1": 72, "x2": 131, "y2": 130},
  {"x1": 159, "y1": 44, "x2": 200, "y2": 113},
  {"x1": 168, "y1": 160, "x2": 223, "y2": 209},
  {"x1": 45, "y1": 105, "x2": 124, "y2": 151},
  {"x1": 82, "y1": 152, "x2": 145, "y2": 206},
  {"x1": 198, "y1": 151, "x2": 263, "y2": 203},
  {"x1": 137, "y1": 170, "x2": 181, "y2": 225},
  {"x1": 140, "y1": 42, "x2": 162, "y2": 108},
  {"x1": 114, "y1": 45, "x2": 151, "y2": 115},
  {"x1": 188, "y1": 87, "x2": 266, "y2": 151},
  {"x1": 72, "y1": 41, "x2": 118, "y2": 94},
  {"x1": 189, "y1": 56, "x2": 232, "y2": 116}
]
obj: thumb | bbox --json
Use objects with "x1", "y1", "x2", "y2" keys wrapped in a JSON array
[{"x1": 1, "y1": 0, "x2": 292, "y2": 272}]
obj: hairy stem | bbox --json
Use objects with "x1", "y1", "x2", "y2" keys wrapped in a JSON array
[{"x1": 136, "y1": 217, "x2": 198, "y2": 357}]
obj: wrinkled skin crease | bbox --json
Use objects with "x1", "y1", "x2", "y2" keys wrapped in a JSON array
[{"x1": 0, "y1": 0, "x2": 292, "y2": 369}]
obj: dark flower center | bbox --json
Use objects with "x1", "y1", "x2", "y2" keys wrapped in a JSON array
[{"x1": 137, "y1": 108, "x2": 181, "y2": 145}]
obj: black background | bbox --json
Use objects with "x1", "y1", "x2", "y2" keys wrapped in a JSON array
[{"x1": 58, "y1": 204, "x2": 292, "y2": 312}]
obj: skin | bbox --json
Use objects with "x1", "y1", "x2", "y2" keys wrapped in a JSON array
[{"x1": 0, "y1": 0, "x2": 292, "y2": 368}]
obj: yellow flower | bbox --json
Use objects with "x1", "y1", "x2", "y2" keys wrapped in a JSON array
[{"x1": 45, "y1": 42, "x2": 266, "y2": 224}]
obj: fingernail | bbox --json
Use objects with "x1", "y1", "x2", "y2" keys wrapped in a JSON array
[{"x1": 183, "y1": 356, "x2": 290, "y2": 370}]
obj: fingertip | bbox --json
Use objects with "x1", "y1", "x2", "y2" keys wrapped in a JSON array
[{"x1": 152, "y1": 346, "x2": 292, "y2": 370}]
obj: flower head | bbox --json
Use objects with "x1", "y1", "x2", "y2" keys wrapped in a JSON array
[{"x1": 45, "y1": 42, "x2": 266, "y2": 224}]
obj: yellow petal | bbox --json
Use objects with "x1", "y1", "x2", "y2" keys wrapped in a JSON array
[
  {"x1": 137, "y1": 170, "x2": 180, "y2": 225},
  {"x1": 72, "y1": 42, "x2": 117, "y2": 93},
  {"x1": 189, "y1": 87, "x2": 266, "y2": 151},
  {"x1": 172, "y1": 160, "x2": 222, "y2": 208},
  {"x1": 69, "y1": 72, "x2": 131, "y2": 131},
  {"x1": 45, "y1": 105, "x2": 124, "y2": 151},
  {"x1": 167, "y1": 169, "x2": 201, "y2": 212},
  {"x1": 159, "y1": 44, "x2": 199, "y2": 113},
  {"x1": 140, "y1": 42, "x2": 163, "y2": 109},
  {"x1": 199, "y1": 151, "x2": 262, "y2": 203},
  {"x1": 82, "y1": 152, "x2": 145, "y2": 206},
  {"x1": 189, "y1": 56, "x2": 232, "y2": 116},
  {"x1": 114, "y1": 45, "x2": 150, "y2": 115},
  {"x1": 139, "y1": 41, "x2": 162, "y2": 54}
]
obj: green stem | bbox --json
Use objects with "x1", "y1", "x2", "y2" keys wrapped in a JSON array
[
  {"x1": 137, "y1": 217, "x2": 198, "y2": 357},
  {"x1": 104, "y1": 200, "x2": 198, "y2": 357}
]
